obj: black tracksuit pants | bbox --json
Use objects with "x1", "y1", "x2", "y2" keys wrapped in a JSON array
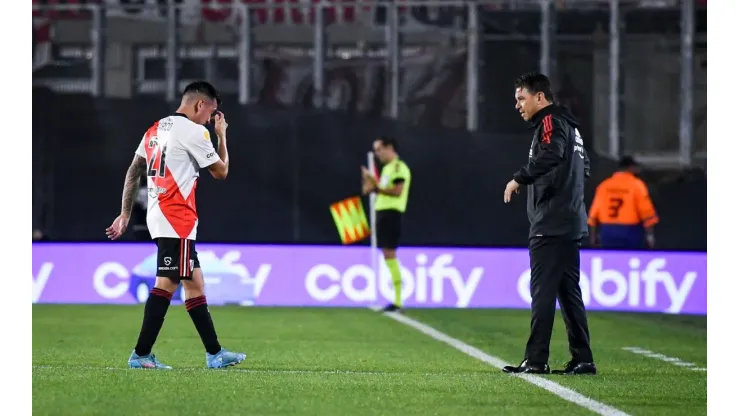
[{"x1": 525, "y1": 236, "x2": 594, "y2": 366}]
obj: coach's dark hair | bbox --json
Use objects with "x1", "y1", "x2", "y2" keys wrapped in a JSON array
[
  {"x1": 515, "y1": 72, "x2": 554, "y2": 102},
  {"x1": 376, "y1": 136, "x2": 398, "y2": 152},
  {"x1": 182, "y1": 81, "x2": 221, "y2": 105}
]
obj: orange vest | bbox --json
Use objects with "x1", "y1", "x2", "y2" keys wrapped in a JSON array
[{"x1": 588, "y1": 172, "x2": 659, "y2": 228}]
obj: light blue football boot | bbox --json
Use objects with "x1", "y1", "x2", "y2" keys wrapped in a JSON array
[
  {"x1": 128, "y1": 350, "x2": 172, "y2": 369},
  {"x1": 206, "y1": 348, "x2": 247, "y2": 369}
]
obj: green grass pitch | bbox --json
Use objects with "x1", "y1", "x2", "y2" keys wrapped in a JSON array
[{"x1": 33, "y1": 305, "x2": 706, "y2": 415}]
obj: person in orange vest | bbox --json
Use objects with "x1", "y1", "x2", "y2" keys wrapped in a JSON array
[{"x1": 588, "y1": 156, "x2": 659, "y2": 249}]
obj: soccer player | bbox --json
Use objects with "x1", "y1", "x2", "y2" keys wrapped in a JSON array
[
  {"x1": 502, "y1": 72, "x2": 596, "y2": 375},
  {"x1": 361, "y1": 136, "x2": 412, "y2": 313},
  {"x1": 588, "y1": 156, "x2": 659, "y2": 249},
  {"x1": 105, "y1": 81, "x2": 246, "y2": 369}
]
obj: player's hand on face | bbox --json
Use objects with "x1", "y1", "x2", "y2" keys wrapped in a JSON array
[
  {"x1": 503, "y1": 179, "x2": 520, "y2": 203},
  {"x1": 105, "y1": 214, "x2": 129, "y2": 240},
  {"x1": 213, "y1": 111, "x2": 228, "y2": 137}
]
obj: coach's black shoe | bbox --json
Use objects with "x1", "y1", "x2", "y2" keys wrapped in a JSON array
[
  {"x1": 502, "y1": 360, "x2": 550, "y2": 374},
  {"x1": 381, "y1": 303, "x2": 402, "y2": 313},
  {"x1": 552, "y1": 360, "x2": 597, "y2": 375}
]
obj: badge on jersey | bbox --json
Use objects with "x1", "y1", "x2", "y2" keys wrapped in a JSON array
[{"x1": 203, "y1": 130, "x2": 210, "y2": 141}]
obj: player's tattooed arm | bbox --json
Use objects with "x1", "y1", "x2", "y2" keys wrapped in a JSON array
[{"x1": 121, "y1": 155, "x2": 147, "y2": 217}]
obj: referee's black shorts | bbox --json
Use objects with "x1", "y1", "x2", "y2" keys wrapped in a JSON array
[
  {"x1": 155, "y1": 237, "x2": 201, "y2": 281},
  {"x1": 376, "y1": 209, "x2": 403, "y2": 250}
]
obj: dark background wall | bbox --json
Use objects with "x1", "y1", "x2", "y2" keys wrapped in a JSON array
[{"x1": 32, "y1": 88, "x2": 706, "y2": 250}]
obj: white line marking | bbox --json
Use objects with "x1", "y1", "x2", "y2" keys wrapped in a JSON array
[
  {"x1": 621, "y1": 347, "x2": 706, "y2": 372},
  {"x1": 623, "y1": 347, "x2": 651, "y2": 354},
  {"x1": 645, "y1": 353, "x2": 666, "y2": 358},
  {"x1": 673, "y1": 362, "x2": 697, "y2": 367},
  {"x1": 381, "y1": 311, "x2": 630, "y2": 416}
]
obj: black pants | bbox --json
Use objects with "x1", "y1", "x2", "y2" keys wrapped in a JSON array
[
  {"x1": 525, "y1": 236, "x2": 593, "y2": 365},
  {"x1": 376, "y1": 209, "x2": 402, "y2": 250}
]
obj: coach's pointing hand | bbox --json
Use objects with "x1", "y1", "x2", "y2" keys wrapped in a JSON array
[
  {"x1": 214, "y1": 111, "x2": 228, "y2": 138},
  {"x1": 504, "y1": 179, "x2": 520, "y2": 203}
]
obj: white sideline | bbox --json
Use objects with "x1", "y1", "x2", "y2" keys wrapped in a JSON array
[{"x1": 381, "y1": 311, "x2": 631, "y2": 416}]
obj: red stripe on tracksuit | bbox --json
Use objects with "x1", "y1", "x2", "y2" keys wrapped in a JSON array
[{"x1": 542, "y1": 114, "x2": 553, "y2": 144}]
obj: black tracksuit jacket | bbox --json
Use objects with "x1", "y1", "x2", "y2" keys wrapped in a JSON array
[{"x1": 513, "y1": 105, "x2": 591, "y2": 240}]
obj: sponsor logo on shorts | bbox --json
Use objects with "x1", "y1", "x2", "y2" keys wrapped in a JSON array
[{"x1": 163, "y1": 257, "x2": 172, "y2": 266}]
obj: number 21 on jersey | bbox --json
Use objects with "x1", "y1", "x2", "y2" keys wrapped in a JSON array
[{"x1": 147, "y1": 138, "x2": 167, "y2": 178}]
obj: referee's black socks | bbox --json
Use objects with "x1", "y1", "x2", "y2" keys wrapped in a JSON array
[
  {"x1": 134, "y1": 287, "x2": 172, "y2": 357},
  {"x1": 185, "y1": 295, "x2": 222, "y2": 355}
]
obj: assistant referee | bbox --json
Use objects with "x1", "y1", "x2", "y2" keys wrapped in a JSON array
[
  {"x1": 502, "y1": 72, "x2": 596, "y2": 376},
  {"x1": 362, "y1": 136, "x2": 412, "y2": 313}
]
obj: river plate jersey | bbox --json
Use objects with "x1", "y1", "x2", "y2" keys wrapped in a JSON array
[{"x1": 134, "y1": 114, "x2": 218, "y2": 240}]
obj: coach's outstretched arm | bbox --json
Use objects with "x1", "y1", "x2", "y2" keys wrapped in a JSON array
[
  {"x1": 513, "y1": 119, "x2": 567, "y2": 185},
  {"x1": 208, "y1": 111, "x2": 230, "y2": 180},
  {"x1": 106, "y1": 154, "x2": 146, "y2": 240}
]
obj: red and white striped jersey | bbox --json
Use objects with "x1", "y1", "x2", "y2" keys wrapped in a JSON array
[{"x1": 135, "y1": 113, "x2": 218, "y2": 240}]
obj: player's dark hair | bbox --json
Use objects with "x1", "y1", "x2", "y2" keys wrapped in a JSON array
[
  {"x1": 376, "y1": 136, "x2": 398, "y2": 152},
  {"x1": 515, "y1": 72, "x2": 554, "y2": 102},
  {"x1": 182, "y1": 81, "x2": 221, "y2": 105}
]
